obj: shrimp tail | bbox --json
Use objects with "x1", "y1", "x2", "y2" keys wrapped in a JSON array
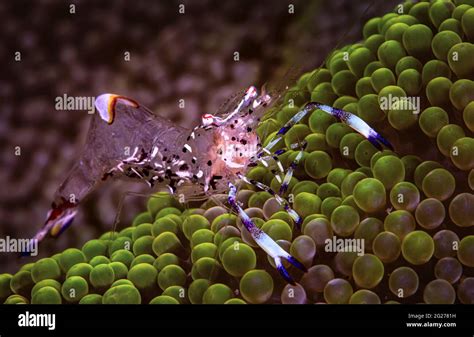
[
  {"x1": 41, "y1": 199, "x2": 78, "y2": 240},
  {"x1": 21, "y1": 199, "x2": 78, "y2": 257}
]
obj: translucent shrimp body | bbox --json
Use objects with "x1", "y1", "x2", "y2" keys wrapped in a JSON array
[{"x1": 32, "y1": 86, "x2": 393, "y2": 284}]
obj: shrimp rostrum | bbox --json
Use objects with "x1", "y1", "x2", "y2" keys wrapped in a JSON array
[{"x1": 34, "y1": 85, "x2": 393, "y2": 284}]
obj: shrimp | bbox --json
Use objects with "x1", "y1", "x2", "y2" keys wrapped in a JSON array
[
  {"x1": 32, "y1": 87, "x2": 272, "y2": 242},
  {"x1": 31, "y1": 79, "x2": 393, "y2": 284}
]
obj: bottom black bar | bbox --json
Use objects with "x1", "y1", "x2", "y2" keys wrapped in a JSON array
[{"x1": 0, "y1": 305, "x2": 472, "y2": 337}]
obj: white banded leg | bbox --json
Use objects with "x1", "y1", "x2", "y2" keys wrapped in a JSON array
[
  {"x1": 315, "y1": 103, "x2": 393, "y2": 151},
  {"x1": 251, "y1": 105, "x2": 314, "y2": 162},
  {"x1": 278, "y1": 140, "x2": 308, "y2": 196},
  {"x1": 252, "y1": 102, "x2": 393, "y2": 164},
  {"x1": 237, "y1": 173, "x2": 303, "y2": 229},
  {"x1": 228, "y1": 183, "x2": 307, "y2": 284}
]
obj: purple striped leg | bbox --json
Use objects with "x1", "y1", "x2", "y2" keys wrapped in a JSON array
[
  {"x1": 278, "y1": 140, "x2": 308, "y2": 196},
  {"x1": 237, "y1": 173, "x2": 302, "y2": 229},
  {"x1": 228, "y1": 183, "x2": 307, "y2": 284},
  {"x1": 253, "y1": 102, "x2": 393, "y2": 162}
]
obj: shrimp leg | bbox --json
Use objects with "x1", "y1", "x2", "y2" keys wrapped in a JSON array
[
  {"x1": 253, "y1": 102, "x2": 393, "y2": 161},
  {"x1": 236, "y1": 173, "x2": 302, "y2": 228},
  {"x1": 228, "y1": 183, "x2": 306, "y2": 284},
  {"x1": 278, "y1": 140, "x2": 308, "y2": 196},
  {"x1": 313, "y1": 103, "x2": 393, "y2": 151}
]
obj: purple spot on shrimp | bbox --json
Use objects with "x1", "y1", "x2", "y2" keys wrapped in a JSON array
[
  {"x1": 304, "y1": 102, "x2": 319, "y2": 111},
  {"x1": 287, "y1": 255, "x2": 308, "y2": 273},
  {"x1": 372, "y1": 133, "x2": 393, "y2": 150},
  {"x1": 295, "y1": 216, "x2": 303, "y2": 229},
  {"x1": 277, "y1": 126, "x2": 290, "y2": 135},
  {"x1": 242, "y1": 218, "x2": 252, "y2": 228},
  {"x1": 55, "y1": 217, "x2": 75, "y2": 237},
  {"x1": 290, "y1": 161, "x2": 299, "y2": 169},
  {"x1": 279, "y1": 182, "x2": 289, "y2": 195},
  {"x1": 332, "y1": 107, "x2": 345, "y2": 118},
  {"x1": 367, "y1": 135, "x2": 383, "y2": 151},
  {"x1": 277, "y1": 264, "x2": 296, "y2": 285},
  {"x1": 274, "y1": 149, "x2": 285, "y2": 156}
]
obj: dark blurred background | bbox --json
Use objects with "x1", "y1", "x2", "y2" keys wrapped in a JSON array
[{"x1": 0, "y1": 0, "x2": 398, "y2": 272}]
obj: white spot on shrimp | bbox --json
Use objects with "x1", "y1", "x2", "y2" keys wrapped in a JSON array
[
  {"x1": 259, "y1": 159, "x2": 269, "y2": 167},
  {"x1": 151, "y1": 146, "x2": 159, "y2": 158},
  {"x1": 176, "y1": 171, "x2": 191, "y2": 178},
  {"x1": 277, "y1": 161, "x2": 284, "y2": 173},
  {"x1": 184, "y1": 144, "x2": 192, "y2": 153},
  {"x1": 131, "y1": 168, "x2": 142, "y2": 178}
]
